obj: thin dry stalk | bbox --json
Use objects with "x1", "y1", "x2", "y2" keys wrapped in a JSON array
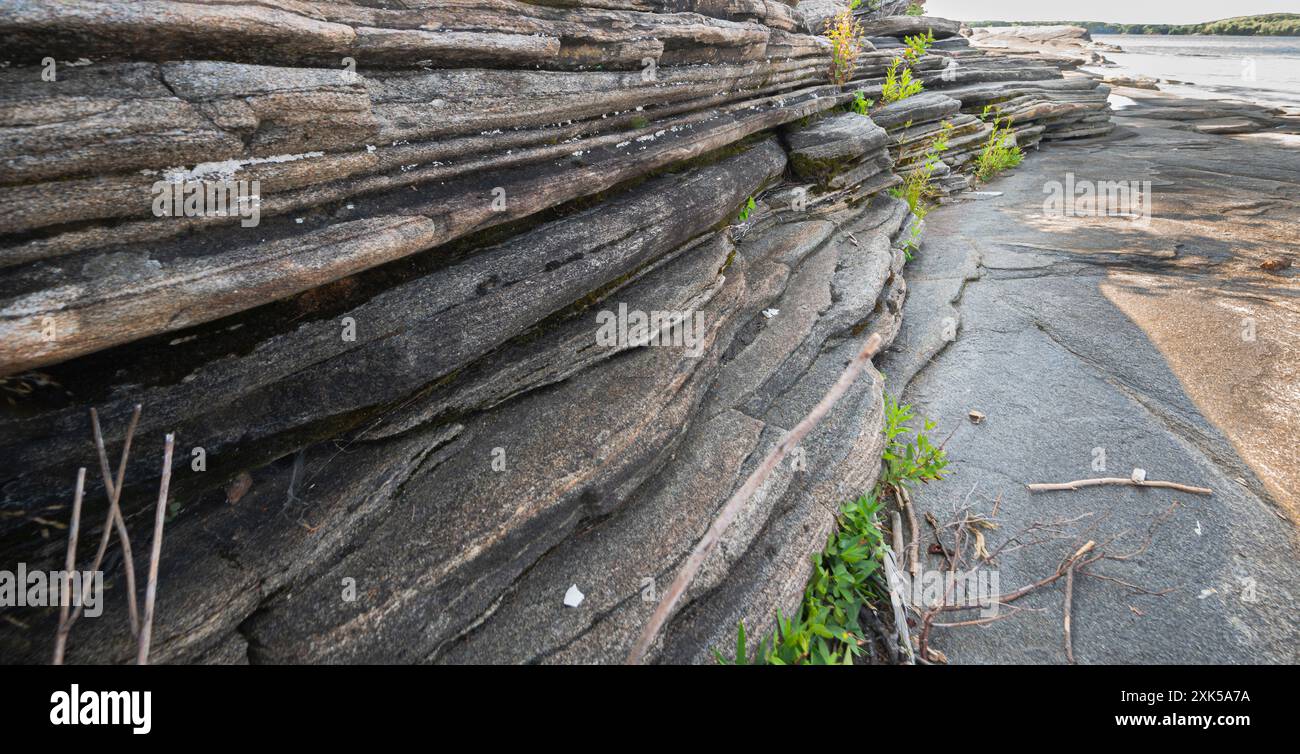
[
  {"x1": 626, "y1": 333, "x2": 884, "y2": 664},
  {"x1": 52, "y1": 468, "x2": 86, "y2": 665},
  {"x1": 898, "y1": 485, "x2": 920, "y2": 576},
  {"x1": 1064, "y1": 563, "x2": 1077, "y2": 664},
  {"x1": 136, "y1": 434, "x2": 174, "y2": 666},
  {"x1": 81, "y1": 405, "x2": 142, "y2": 635}
]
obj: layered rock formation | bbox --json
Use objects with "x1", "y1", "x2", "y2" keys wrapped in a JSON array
[{"x1": 0, "y1": 2, "x2": 1110, "y2": 664}]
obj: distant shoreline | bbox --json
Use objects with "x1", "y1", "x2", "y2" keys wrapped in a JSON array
[{"x1": 965, "y1": 14, "x2": 1300, "y2": 37}]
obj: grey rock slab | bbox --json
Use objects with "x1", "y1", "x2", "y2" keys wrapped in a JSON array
[
  {"x1": 784, "y1": 112, "x2": 890, "y2": 166},
  {"x1": 870, "y1": 92, "x2": 963, "y2": 131},
  {"x1": 882, "y1": 108, "x2": 1300, "y2": 664},
  {"x1": 435, "y1": 407, "x2": 788, "y2": 664},
  {"x1": 860, "y1": 15, "x2": 963, "y2": 40}
]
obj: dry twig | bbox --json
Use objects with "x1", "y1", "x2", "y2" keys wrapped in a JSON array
[
  {"x1": 898, "y1": 485, "x2": 920, "y2": 576},
  {"x1": 916, "y1": 496, "x2": 1176, "y2": 664},
  {"x1": 137, "y1": 434, "x2": 174, "y2": 665},
  {"x1": 1028, "y1": 477, "x2": 1211, "y2": 495},
  {"x1": 1064, "y1": 562, "x2": 1077, "y2": 664},
  {"x1": 83, "y1": 405, "x2": 142, "y2": 634},
  {"x1": 52, "y1": 405, "x2": 176, "y2": 666},
  {"x1": 52, "y1": 468, "x2": 86, "y2": 666}
]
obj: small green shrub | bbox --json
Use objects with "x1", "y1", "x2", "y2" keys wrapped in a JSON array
[
  {"x1": 850, "y1": 90, "x2": 873, "y2": 115},
  {"x1": 736, "y1": 195, "x2": 756, "y2": 223},
  {"x1": 902, "y1": 29, "x2": 936, "y2": 63},
  {"x1": 905, "y1": 3, "x2": 924, "y2": 16},
  {"x1": 889, "y1": 120, "x2": 953, "y2": 221},
  {"x1": 717, "y1": 492, "x2": 886, "y2": 665},
  {"x1": 879, "y1": 393, "x2": 949, "y2": 490},
  {"x1": 974, "y1": 106, "x2": 1024, "y2": 182},
  {"x1": 881, "y1": 57, "x2": 924, "y2": 104},
  {"x1": 899, "y1": 217, "x2": 924, "y2": 261}
]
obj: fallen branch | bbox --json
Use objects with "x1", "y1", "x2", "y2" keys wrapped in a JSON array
[
  {"x1": 1027, "y1": 477, "x2": 1212, "y2": 495},
  {"x1": 891, "y1": 510, "x2": 905, "y2": 562},
  {"x1": 932, "y1": 603, "x2": 1039, "y2": 629},
  {"x1": 626, "y1": 333, "x2": 884, "y2": 665}
]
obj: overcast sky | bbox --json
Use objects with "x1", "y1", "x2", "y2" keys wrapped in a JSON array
[{"x1": 924, "y1": 0, "x2": 1299, "y2": 24}]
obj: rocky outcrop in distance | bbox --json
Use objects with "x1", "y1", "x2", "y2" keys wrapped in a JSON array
[
  {"x1": 0, "y1": 1, "x2": 1111, "y2": 664},
  {"x1": 966, "y1": 24, "x2": 1122, "y2": 67}
]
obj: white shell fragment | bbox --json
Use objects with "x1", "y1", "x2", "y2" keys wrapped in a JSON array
[{"x1": 563, "y1": 584, "x2": 585, "y2": 608}]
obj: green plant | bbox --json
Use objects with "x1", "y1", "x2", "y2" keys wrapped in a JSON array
[
  {"x1": 880, "y1": 57, "x2": 924, "y2": 104},
  {"x1": 718, "y1": 492, "x2": 886, "y2": 665},
  {"x1": 736, "y1": 195, "x2": 756, "y2": 222},
  {"x1": 902, "y1": 29, "x2": 936, "y2": 63},
  {"x1": 880, "y1": 393, "x2": 949, "y2": 490},
  {"x1": 716, "y1": 395, "x2": 947, "y2": 665},
  {"x1": 974, "y1": 107, "x2": 1023, "y2": 182},
  {"x1": 899, "y1": 217, "x2": 923, "y2": 261},
  {"x1": 826, "y1": 8, "x2": 866, "y2": 86},
  {"x1": 713, "y1": 621, "x2": 759, "y2": 665},
  {"x1": 905, "y1": 3, "x2": 924, "y2": 16},
  {"x1": 850, "y1": 90, "x2": 873, "y2": 115},
  {"x1": 889, "y1": 120, "x2": 953, "y2": 221}
]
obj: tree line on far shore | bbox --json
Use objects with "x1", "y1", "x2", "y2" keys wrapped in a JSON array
[{"x1": 967, "y1": 13, "x2": 1300, "y2": 36}]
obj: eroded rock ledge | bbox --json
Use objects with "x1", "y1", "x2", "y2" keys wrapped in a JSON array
[{"x1": 0, "y1": 1, "x2": 1112, "y2": 664}]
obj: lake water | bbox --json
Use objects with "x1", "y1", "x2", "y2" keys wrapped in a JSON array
[{"x1": 1090, "y1": 35, "x2": 1300, "y2": 111}]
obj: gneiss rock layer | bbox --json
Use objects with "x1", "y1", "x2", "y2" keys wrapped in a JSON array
[{"x1": 0, "y1": 3, "x2": 1109, "y2": 663}]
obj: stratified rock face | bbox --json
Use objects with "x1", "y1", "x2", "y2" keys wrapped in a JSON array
[{"x1": 0, "y1": 3, "x2": 1107, "y2": 664}]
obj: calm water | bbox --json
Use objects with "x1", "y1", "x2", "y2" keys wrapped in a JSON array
[{"x1": 1090, "y1": 35, "x2": 1300, "y2": 110}]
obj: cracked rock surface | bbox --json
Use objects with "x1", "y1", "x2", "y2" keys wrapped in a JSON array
[{"x1": 878, "y1": 98, "x2": 1300, "y2": 664}]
